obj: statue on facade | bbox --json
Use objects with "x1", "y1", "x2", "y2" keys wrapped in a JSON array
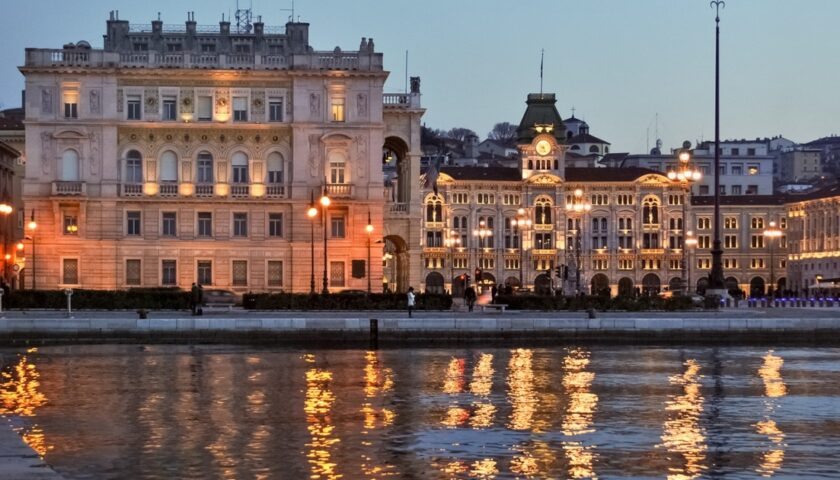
[
  {"x1": 410, "y1": 76, "x2": 421, "y2": 94},
  {"x1": 89, "y1": 90, "x2": 100, "y2": 114},
  {"x1": 309, "y1": 93, "x2": 320, "y2": 117},
  {"x1": 41, "y1": 88, "x2": 53, "y2": 113},
  {"x1": 356, "y1": 93, "x2": 368, "y2": 117}
]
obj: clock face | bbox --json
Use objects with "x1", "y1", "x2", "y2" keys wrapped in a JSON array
[{"x1": 535, "y1": 139, "x2": 551, "y2": 156}]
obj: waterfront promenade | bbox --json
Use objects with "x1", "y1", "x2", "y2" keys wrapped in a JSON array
[
  {"x1": 0, "y1": 306, "x2": 837, "y2": 346},
  {"x1": 0, "y1": 419, "x2": 63, "y2": 479}
]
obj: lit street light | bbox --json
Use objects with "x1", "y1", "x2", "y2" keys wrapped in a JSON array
[
  {"x1": 307, "y1": 192, "x2": 318, "y2": 294},
  {"x1": 764, "y1": 220, "x2": 783, "y2": 299},
  {"x1": 667, "y1": 143, "x2": 702, "y2": 294}
]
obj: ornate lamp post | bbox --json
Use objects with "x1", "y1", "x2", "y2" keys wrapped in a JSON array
[
  {"x1": 0, "y1": 200, "x2": 12, "y2": 283},
  {"x1": 306, "y1": 192, "x2": 318, "y2": 294},
  {"x1": 764, "y1": 220, "x2": 782, "y2": 299},
  {"x1": 566, "y1": 189, "x2": 591, "y2": 294},
  {"x1": 667, "y1": 145, "x2": 702, "y2": 294},
  {"x1": 511, "y1": 208, "x2": 532, "y2": 291},
  {"x1": 708, "y1": 0, "x2": 727, "y2": 295},
  {"x1": 443, "y1": 229, "x2": 461, "y2": 294},
  {"x1": 472, "y1": 219, "x2": 493, "y2": 289},
  {"x1": 27, "y1": 210, "x2": 36, "y2": 290},
  {"x1": 319, "y1": 189, "x2": 331, "y2": 294},
  {"x1": 365, "y1": 211, "x2": 374, "y2": 294},
  {"x1": 685, "y1": 230, "x2": 698, "y2": 293}
]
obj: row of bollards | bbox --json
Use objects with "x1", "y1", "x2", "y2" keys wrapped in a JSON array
[{"x1": 741, "y1": 297, "x2": 839, "y2": 308}]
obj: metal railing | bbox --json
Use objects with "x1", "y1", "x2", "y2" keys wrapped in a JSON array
[
  {"x1": 159, "y1": 183, "x2": 179, "y2": 197},
  {"x1": 120, "y1": 183, "x2": 143, "y2": 197},
  {"x1": 231, "y1": 185, "x2": 250, "y2": 198},
  {"x1": 389, "y1": 203, "x2": 409, "y2": 214},
  {"x1": 195, "y1": 184, "x2": 214, "y2": 197},
  {"x1": 324, "y1": 184, "x2": 353, "y2": 198},
  {"x1": 266, "y1": 185, "x2": 286, "y2": 198},
  {"x1": 53, "y1": 181, "x2": 85, "y2": 196}
]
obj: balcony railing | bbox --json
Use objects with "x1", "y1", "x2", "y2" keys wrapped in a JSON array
[
  {"x1": 120, "y1": 183, "x2": 143, "y2": 197},
  {"x1": 532, "y1": 249, "x2": 557, "y2": 256},
  {"x1": 195, "y1": 184, "x2": 214, "y2": 197},
  {"x1": 53, "y1": 181, "x2": 85, "y2": 196},
  {"x1": 389, "y1": 203, "x2": 409, "y2": 215},
  {"x1": 325, "y1": 184, "x2": 353, "y2": 198},
  {"x1": 266, "y1": 185, "x2": 286, "y2": 198},
  {"x1": 423, "y1": 247, "x2": 447, "y2": 254},
  {"x1": 231, "y1": 185, "x2": 250, "y2": 198},
  {"x1": 159, "y1": 183, "x2": 178, "y2": 197},
  {"x1": 640, "y1": 248, "x2": 665, "y2": 255}
]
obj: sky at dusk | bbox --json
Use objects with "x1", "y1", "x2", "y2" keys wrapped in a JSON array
[{"x1": 2, "y1": 0, "x2": 838, "y2": 153}]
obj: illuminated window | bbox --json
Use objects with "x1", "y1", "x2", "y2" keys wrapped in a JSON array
[
  {"x1": 331, "y1": 97, "x2": 345, "y2": 122},
  {"x1": 63, "y1": 215, "x2": 78, "y2": 235},
  {"x1": 63, "y1": 90, "x2": 79, "y2": 118}
]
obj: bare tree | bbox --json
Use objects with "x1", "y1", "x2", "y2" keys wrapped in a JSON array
[
  {"x1": 446, "y1": 127, "x2": 477, "y2": 143},
  {"x1": 487, "y1": 122, "x2": 517, "y2": 146}
]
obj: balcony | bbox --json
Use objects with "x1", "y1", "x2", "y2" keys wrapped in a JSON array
[
  {"x1": 534, "y1": 223, "x2": 553, "y2": 231},
  {"x1": 640, "y1": 248, "x2": 665, "y2": 255},
  {"x1": 423, "y1": 247, "x2": 447, "y2": 254},
  {"x1": 195, "y1": 184, "x2": 214, "y2": 198},
  {"x1": 120, "y1": 183, "x2": 143, "y2": 197},
  {"x1": 230, "y1": 185, "x2": 250, "y2": 198},
  {"x1": 532, "y1": 249, "x2": 557, "y2": 256},
  {"x1": 265, "y1": 185, "x2": 286, "y2": 198},
  {"x1": 383, "y1": 92, "x2": 421, "y2": 109},
  {"x1": 159, "y1": 183, "x2": 178, "y2": 197},
  {"x1": 325, "y1": 184, "x2": 353, "y2": 198},
  {"x1": 53, "y1": 181, "x2": 85, "y2": 196},
  {"x1": 389, "y1": 203, "x2": 409, "y2": 215}
]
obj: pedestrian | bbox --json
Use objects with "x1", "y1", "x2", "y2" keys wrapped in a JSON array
[
  {"x1": 464, "y1": 285, "x2": 476, "y2": 312},
  {"x1": 190, "y1": 283, "x2": 199, "y2": 315},
  {"x1": 407, "y1": 286, "x2": 416, "y2": 318},
  {"x1": 491, "y1": 284, "x2": 498, "y2": 302},
  {"x1": 197, "y1": 283, "x2": 204, "y2": 316}
]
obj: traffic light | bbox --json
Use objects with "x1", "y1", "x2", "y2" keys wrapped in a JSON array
[
  {"x1": 474, "y1": 268, "x2": 482, "y2": 281},
  {"x1": 555, "y1": 265, "x2": 564, "y2": 278}
]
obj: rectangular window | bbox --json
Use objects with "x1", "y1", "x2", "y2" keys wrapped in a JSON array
[
  {"x1": 747, "y1": 148, "x2": 756, "y2": 156},
  {"x1": 197, "y1": 96, "x2": 212, "y2": 121},
  {"x1": 162, "y1": 96, "x2": 177, "y2": 121},
  {"x1": 751, "y1": 235, "x2": 765, "y2": 249},
  {"x1": 197, "y1": 212, "x2": 213, "y2": 237},
  {"x1": 330, "y1": 261, "x2": 345, "y2": 287},
  {"x1": 724, "y1": 258, "x2": 738, "y2": 269},
  {"x1": 731, "y1": 185, "x2": 742, "y2": 195},
  {"x1": 201, "y1": 43, "x2": 216, "y2": 52},
  {"x1": 732, "y1": 165, "x2": 743, "y2": 175},
  {"x1": 63, "y1": 215, "x2": 78, "y2": 235},
  {"x1": 426, "y1": 231, "x2": 442, "y2": 247},
  {"x1": 197, "y1": 158, "x2": 213, "y2": 183},
  {"x1": 330, "y1": 161, "x2": 346, "y2": 184},
  {"x1": 697, "y1": 258, "x2": 711, "y2": 269},
  {"x1": 269, "y1": 98, "x2": 283, "y2": 122},
  {"x1": 267, "y1": 261, "x2": 283, "y2": 287},
  {"x1": 62, "y1": 258, "x2": 79, "y2": 284},
  {"x1": 331, "y1": 97, "x2": 345, "y2": 122},
  {"x1": 233, "y1": 213, "x2": 248, "y2": 237},
  {"x1": 731, "y1": 148, "x2": 740, "y2": 156},
  {"x1": 232, "y1": 260, "x2": 248, "y2": 286},
  {"x1": 126, "y1": 211, "x2": 141, "y2": 236},
  {"x1": 232, "y1": 164, "x2": 249, "y2": 184},
  {"x1": 234, "y1": 43, "x2": 251, "y2": 53},
  {"x1": 125, "y1": 259, "x2": 141, "y2": 286},
  {"x1": 162, "y1": 212, "x2": 177, "y2": 237},
  {"x1": 698, "y1": 235, "x2": 711, "y2": 249},
  {"x1": 233, "y1": 96, "x2": 248, "y2": 122},
  {"x1": 699, "y1": 185, "x2": 710, "y2": 195},
  {"x1": 268, "y1": 213, "x2": 283, "y2": 237},
  {"x1": 751, "y1": 258, "x2": 766, "y2": 269},
  {"x1": 197, "y1": 260, "x2": 212, "y2": 285},
  {"x1": 724, "y1": 235, "x2": 737, "y2": 249},
  {"x1": 167, "y1": 43, "x2": 182, "y2": 52},
  {"x1": 331, "y1": 215, "x2": 345, "y2": 238},
  {"x1": 64, "y1": 101, "x2": 78, "y2": 118},
  {"x1": 746, "y1": 185, "x2": 758, "y2": 195},
  {"x1": 127, "y1": 95, "x2": 141, "y2": 120},
  {"x1": 535, "y1": 233, "x2": 552, "y2": 250},
  {"x1": 751, "y1": 217, "x2": 765, "y2": 229},
  {"x1": 697, "y1": 218, "x2": 711, "y2": 230},
  {"x1": 747, "y1": 164, "x2": 760, "y2": 175},
  {"x1": 161, "y1": 260, "x2": 177, "y2": 286}
]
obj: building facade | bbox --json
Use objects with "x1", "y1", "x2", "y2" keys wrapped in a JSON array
[
  {"x1": 20, "y1": 12, "x2": 424, "y2": 292},
  {"x1": 786, "y1": 184, "x2": 840, "y2": 293}
]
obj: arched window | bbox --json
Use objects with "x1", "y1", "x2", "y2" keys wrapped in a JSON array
[
  {"x1": 589, "y1": 145, "x2": 600, "y2": 153},
  {"x1": 328, "y1": 151, "x2": 347, "y2": 184},
  {"x1": 535, "y1": 198, "x2": 552, "y2": 225},
  {"x1": 197, "y1": 151, "x2": 213, "y2": 183},
  {"x1": 124, "y1": 150, "x2": 142, "y2": 183},
  {"x1": 160, "y1": 150, "x2": 178, "y2": 183},
  {"x1": 425, "y1": 195, "x2": 443, "y2": 223},
  {"x1": 267, "y1": 152, "x2": 284, "y2": 184},
  {"x1": 570, "y1": 145, "x2": 581, "y2": 151},
  {"x1": 60, "y1": 149, "x2": 80, "y2": 181},
  {"x1": 231, "y1": 152, "x2": 249, "y2": 184},
  {"x1": 643, "y1": 196, "x2": 660, "y2": 225}
]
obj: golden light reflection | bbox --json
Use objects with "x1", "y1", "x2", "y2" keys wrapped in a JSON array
[
  {"x1": 442, "y1": 406, "x2": 470, "y2": 428},
  {"x1": 469, "y1": 458, "x2": 499, "y2": 479},
  {"x1": 360, "y1": 351, "x2": 398, "y2": 478},
  {"x1": 560, "y1": 348, "x2": 599, "y2": 479},
  {"x1": 659, "y1": 359, "x2": 707, "y2": 480},
  {"x1": 304, "y1": 355, "x2": 342, "y2": 480},
  {"x1": 510, "y1": 440, "x2": 556, "y2": 478},
  {"x1": 443, "y1": 358, "x2": 466, "y2": 394},
  {"x1": 469, "y1": 354, "x2": 494, "y2": 396},
  {"x1": 507, "y1": 349, "x2": 536, "y2": 431},
  {"x1": 0, "y1": 348, "x2": 51, "y2": 457},
  {"x1": 469, "y1": 402, "x2": 496, "y2": 429},
  {"x1": 755, "y1": 351, "x2": 787, "y2": 477}
]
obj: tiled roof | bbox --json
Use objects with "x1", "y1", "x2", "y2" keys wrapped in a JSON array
[
  {"x1": 439, "y1": 166, "x2": 521, "y2": 182},
  {"x1": 568, "y1": 133, "x2": 610, "y2": 145},
  {"x1": 691, "y1": 195, "x2": 785, "y2": 206},
  {"x1": 785, "y1": 183, "x2": 840, "y2": 202},
  {"x1": 516, "y1": 93, "x2": 564, "y2": 144},
  {"x1": 565, "y1": 167, "x2": 662, "y2": 182}
]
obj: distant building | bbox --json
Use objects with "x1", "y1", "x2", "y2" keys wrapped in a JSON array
[{"x1": 786, "y1": 183, "x2": 840, "y2": 293}]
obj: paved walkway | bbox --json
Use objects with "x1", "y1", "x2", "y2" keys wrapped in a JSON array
[{"x1": 0, "y1": 419, "x2": 63, "y2": 479}]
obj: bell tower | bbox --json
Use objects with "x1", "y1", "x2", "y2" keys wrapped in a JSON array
[{"x1": 516, "y1": 93, "x2": 566, "y2": 180}]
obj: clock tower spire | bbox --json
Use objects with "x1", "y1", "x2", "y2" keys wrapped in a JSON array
[{"x1": 516, "y1": 92, "x2": 566, "y2": 180}]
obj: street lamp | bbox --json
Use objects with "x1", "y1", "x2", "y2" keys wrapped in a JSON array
[
  {"x1": 319, "y1": 189, "x2": 331, "y2": 294},
  {"x1": 27, "y1": 210, "x2": 36, "y2": 290},
  {"x1": 444, "y1": 229, "x2": 461, "y2": 294},
  {"x1": 306, "y1": 192, "x2": 318, "y2": 294},
  {"x1": 0, "y1": 200, "x2": 12, "y2": 284},
  {"x1": 472, "y1": 220, "x2": 493, "y2": 289},
  {"x1": 764, "y1": 220, "x2": 782, "y2": 299},
  {"x1": 667, "y1": 143, "x2": 702, "y2": 294},
  {"x1": 511, "y1": 207, "x2": 532, "y2": 291},
  {"x1": 566, "y1": 189, "x2": 591, "y2": 294},
  {"x1": 366, "y1": 211, "x2": 374, "y2": 294},
  {"x1": 708, "y1": 0, "x2": 727, "y2": 295},
  {"x1": 685, "y1": 230, "x2": 698, "y2": 294}
]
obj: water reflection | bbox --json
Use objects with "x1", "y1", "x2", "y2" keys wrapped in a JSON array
[
  {"x1": 469, "y1": 353, "x2": 495, "y2": 429},
  {"x1": 304, "y1": 353, "x2": 342, "y2": 480},
  {"x1": 660, "y1": 358, "x2": 707, "y2": 480},
  {"x1": 507, "y1": 348, "x2": 536, "y2": 431},
  {"x1": 0, "y1": 347, "x2": 50, "y2": 456},
  {"x1": 755, "y1": 351, "x2": 787, "y2": 477},
  {"x1": 561, "y1": 348, "x2": 598, "y2": 479},
  {"x1": 361, "y1": 351, "x2": 397, "y2": 478}
]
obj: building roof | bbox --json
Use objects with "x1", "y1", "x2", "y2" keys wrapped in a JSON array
[
  {"x1": 0, "y1": 108, "x2": 24, "y2": 130},
  {"x1": 805, "y1": 136, "x2": 840, "y2": 148},
  {"x1": 785, "y1": 183, "x2": 840, "y2": 202},
  {"x1": 516, "y1": 93, "x2": 564, "y2": 144},
  {"x1": 565, "y1": 167, "x2": 662, "y2": 182},
  {"x1": 691, "y1": 195, "x2": 785, "y2": 206},
  {"x1": 567, "y1": 132, "x2": 610, "y2": 145},
  {"x1": 439, "y1": 166, "x2": 521, "y2": 182},
  {"x1": 562, "y1": 115, "x2": 586, "y2": 125},
  {"x1": 0, "y1": 140, "x2": 20, "y2": 158},
  {"x1": 602, "y1": 152, "x2": 629, "y2": 163}
]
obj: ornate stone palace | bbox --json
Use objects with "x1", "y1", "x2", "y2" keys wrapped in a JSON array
[
  {"x1": 20, "y1": 12, "x2": 424, "y2": 292},
  {"x1": 419, "y1": 93, "x2": 789, "y2": 297}
]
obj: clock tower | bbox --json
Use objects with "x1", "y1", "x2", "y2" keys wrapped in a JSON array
[{"x1": 516, "y1": 93, "x2": 566, "y2": 180}]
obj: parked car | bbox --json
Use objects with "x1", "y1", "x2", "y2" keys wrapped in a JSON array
[{"x1": 202, "y1": 289, "x2": 241, "y2": 307}]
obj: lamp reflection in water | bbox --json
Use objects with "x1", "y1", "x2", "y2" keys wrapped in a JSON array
[
  {"x1": 469, "y1": 353, "x2": 496, "y2": 429},
  {"x1": 561, "y1": 348, "x2": 599, "y2": 479},
  {"x1": 0, "y1": 347, "x2": 50, "y2": 456},
  {"x1": 755, "y1": 351, "x2": 786, "y2": 477},
  {"x1": 360, "y1": 351, "x2": 397, "y2": 478},
  {"x1": 507, "y1": 348, "x2": 536, "y2": 431},
  {"x1": 659, "y1": 359, "x2": 707, "y2": 480},
  {"x1": 303, "y1": 353, "x2": 341, "y2": 480},
  {"x1": 442, "y1": 357, "x2": 469, "y2": 428}
]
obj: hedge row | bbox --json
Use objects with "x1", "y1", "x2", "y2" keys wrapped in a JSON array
[
  {"x1": 248, "y1": 292, "x2": 453, "y2": 311},
  {"x1": 492, "y1": 294, "x2": 696, "y2": 312},
  {"x1": 5, "y1": 288, "x2": 190, "y2": 310}
]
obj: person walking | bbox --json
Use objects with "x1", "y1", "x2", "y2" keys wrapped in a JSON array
[
  {"x1": 491, "y1": 284, "x2": 498, "y2": 302},
  {"x1": 197, "y1": 283, "x2": 205, "y2": 316},
  {"x1": 464, "y1": 285, "x2": 477, "y2": 312},
  {"x1": 407, "y1": 287, "x2": 416, "y2": 318},
  {"x1": 190, "y1": 283, "x2": 199, "y2": 315}
]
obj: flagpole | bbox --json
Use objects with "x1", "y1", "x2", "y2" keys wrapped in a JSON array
[{"x1": 539, "y1": 49, "x2": 544, "y2": 96}]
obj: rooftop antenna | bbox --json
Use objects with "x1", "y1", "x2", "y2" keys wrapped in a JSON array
[
  {"x1": 280, "y1": 0, "x2": 295, "y2": 22},
  {"x1": 234, "y1": 0, "x2": 253, "y2": 33},
  {"x1": 539, "y1": 48, "x2": 544, "y2": 96},
  {"x1": 405, "y1": 50, "x2": 409, "y2": 94}
]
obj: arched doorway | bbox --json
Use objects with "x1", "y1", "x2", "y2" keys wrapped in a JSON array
[
  {"x1": 534, "y1": 273, "x2": 552, "y2": 296},
  {"x1": 618, "y1": 277, "x2": 634, "y2": 297},
  {"x1": 590, "y1": 274, "x2": 610, "y2": 297},
  {"x1": 696, "y1": 277, "x2": 709, "y2": 295},
  {"x1": 477, "y1": 272, "x2": 496, "y2": 295},
  {"x1": 668, "y1": 276, "x2": 683, "y2": 294},
  {"x1": 750, "y1": 277, "x2": 766, "y2": 298},
  {"x1": 504, "y1": 276, "x2": 520, "y2": 294},
  {"x1": 425, "y1": 272, "x2": 445, "y2": 294},
  {"x1": 383, "y1": 235, "x2": 409, "y2": 293},
  {"x1": 725, "y1": 276, "x2": 740, "y2": 298},
  {"x1": 451, "y1": 275, "x2": 466, "y2": 298},
  {"x1": 642, "y1": 273, "x2": 661, "y2": 296},
  {"x1": 383, "y1": 136, "x2": 410, "y2": 204},
  {"x1": 775, "y1": 277, "x2": 787, "y2": 297}
]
